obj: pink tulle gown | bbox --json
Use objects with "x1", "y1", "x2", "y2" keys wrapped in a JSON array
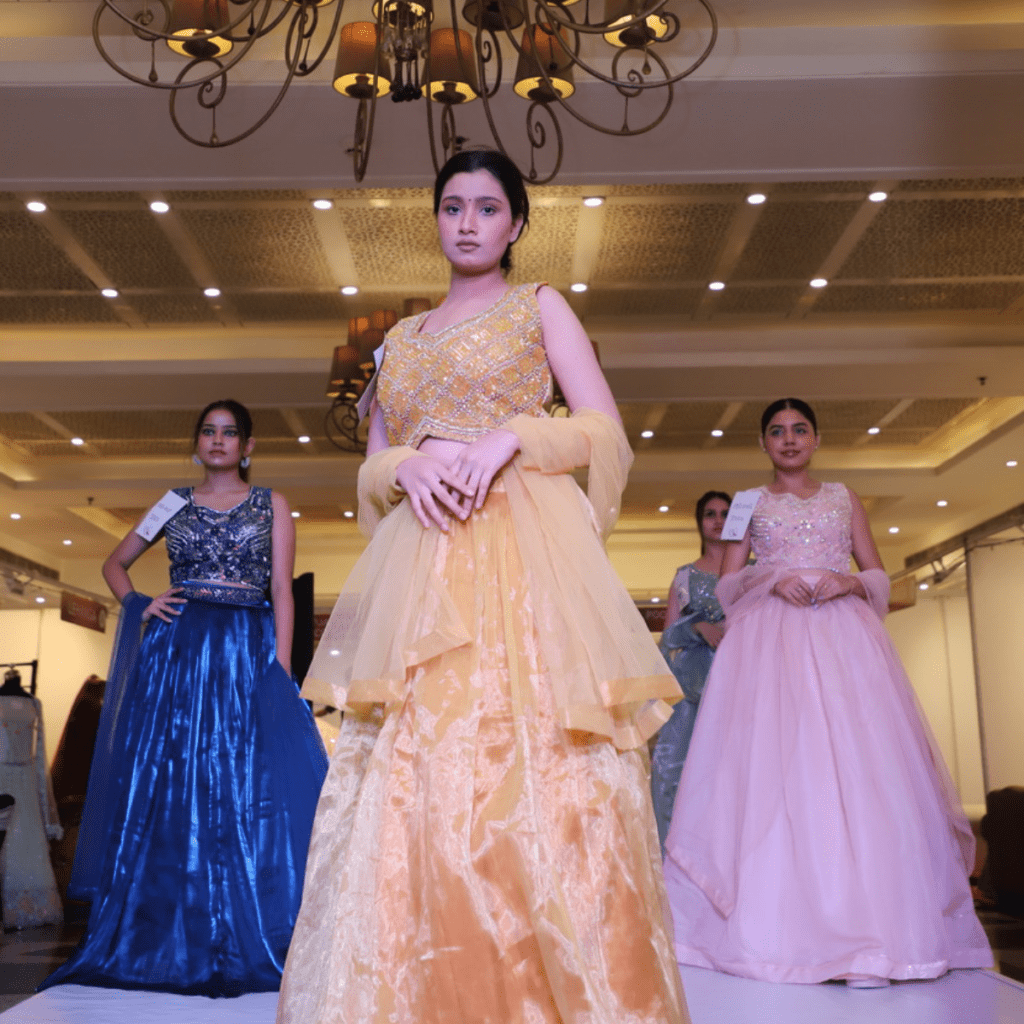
[{"x1": 664, "y1": 483, "x2": 992, "y2": 984}]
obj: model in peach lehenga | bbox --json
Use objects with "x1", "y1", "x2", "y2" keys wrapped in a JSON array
[{"x1": 276, "y1": 150, "x2": 689, "y2": 1024}]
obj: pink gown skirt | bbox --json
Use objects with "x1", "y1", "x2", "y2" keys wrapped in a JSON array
[{"x1": 663, "y1": 587, "x2": 992, "y2": 983}]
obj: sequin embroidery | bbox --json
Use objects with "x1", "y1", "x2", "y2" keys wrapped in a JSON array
[
  {"x1": 165, "y1": 486, "x2": 273, "y2": 593},
  {"x1": 377, "y1": 282, "x2": 552, "y2": 448},
  {"x1": 750, "y1": 482, "x2": 852, "y2": 572}
]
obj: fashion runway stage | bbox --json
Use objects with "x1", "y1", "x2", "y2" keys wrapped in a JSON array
[{"x1": 1, "y1": 968, "x2": 1021, "y2": 1023}]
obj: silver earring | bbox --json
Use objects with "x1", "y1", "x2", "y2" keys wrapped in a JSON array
[
  {"x1": 240, "y1": 456, "x2": 251, "y2": 468},
  {"x1": 192, "y1": 454, "x2": 202, "y2": 466}
]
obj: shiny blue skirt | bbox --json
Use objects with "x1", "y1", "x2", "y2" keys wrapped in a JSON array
[{"x1": 41, "y1": 591, "x2": 328, "y2": 996}]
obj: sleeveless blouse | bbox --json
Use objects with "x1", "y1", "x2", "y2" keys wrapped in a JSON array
[
  {"x1": 750, "y1": 482, "x2": 851, "y2": 573},
  {"x1": 377, "y1": 282, "x2": 551, "y2": 448},
  {"x1": 671, "y1": 564, "x2": 723, "y2": 624},
  {"x1": 166, "y1": 486, "x2": 273, "y2": 597}
]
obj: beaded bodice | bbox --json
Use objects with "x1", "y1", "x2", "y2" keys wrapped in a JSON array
[
  {"x1": 165, "y1": 486, "x2": 273, "y2": 593},
  {"x1": 682, "y1": 566, "x2": 724, "y2": 622},
  {"x1": 377, "y1": 282, "x2": 552, "y2": 448},
  {"x1": 750, "y1": 482, "x2": 852, "y2": 572}
]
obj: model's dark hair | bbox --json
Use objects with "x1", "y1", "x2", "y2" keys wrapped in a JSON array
[
  {"x1": 760, "y1": 397, "x2": 818, "y2": 436},
  {"x1": 695, "y1": 490, "x2": 731, "y2": 555},
  {"x1": 433, "y1": 149, "x2": 530, "y2": 273},
  {"x1": 192, "y1": 399, "x2": 254, "y2": 483}
]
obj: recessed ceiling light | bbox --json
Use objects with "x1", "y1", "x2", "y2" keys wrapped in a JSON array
[
  {"x1": 711, "y1": 429, "x2": 724, "y2": 438},
  {"x1": 149, "y1": 200, "x2": 170, "y2": 213},
  {"x1": 26, "y1": 201, "x2": 47, "y2": 213},
  {"x1": 936, "y1": 499, "x2": 948, "y2": 507},
  {"x1": 9, "y1": 513, "x2": 21, "y2": 520},
  {"x1": 919, "y1": 582, "x2": 929, "y2": 591},
  {"x1": 291, "y1": 510, "x2": 301, "y2": 518},
  {"x1": 101, "y1": 288, "x2": 119, "y2": 299},
  {"x1": 570, "y1": 282, "x2": 588, "y2": 293},
  {"x1": 810, "y1": 278, "x2": 828, "y2": 289},
  {"x1": 70, "y1": 437, "x2": 85, "y2": 446},
  {"x1": 204, "y1": 287, "x2": 221, "y2": 298},
  {"x1": 746, "y1": 193, "x2": 766, "y2": 205},
  {"x1": 640, "y1": 430, "x2": 654, "y2": 439},
  {"x1": 343, "y1": 510, "x2": 355, "y2": 518},
  {"x1": 329, "y1": 649, "x2": 341, "y2": 656},
  {"x1": 297, "y1": 435, "x2": 311, "y2": 444},
  {"x1": 312, "y1": 199, "x2": 334, "y2": 210},
  {"x1": 650, "y1": 596, "x2": 661, "y2": 603},
  {"x1": 868, "y1": 191, "x2": 888, "y2": 203},
  {"x1": 62, "y1": 539, "x2": 72, "y2": 545},
  {"x1": 867, "y1": 426, "x2": 881, "y2": 435},
  {"x1": 888, "y1": 526, "x2": 900, "y2": 534},
  {"x1": 340, "y1": 286, "x2": 358, "y2": 296},
  {"x1": 1008, "y1": 460, "x2": 1018, "y2": 468},
  {"x1": 582, "y1": 196, "x2": 605, "y2": 207},
  {"x1": 708, "y1": 281, "x2": 725, "y2": 291},
  {"x1": 658, "y1": 505, "x2": 670, "y2": 513},
  {"x1": 35, "y1": 596, "x2": 45, "y2": 604}
]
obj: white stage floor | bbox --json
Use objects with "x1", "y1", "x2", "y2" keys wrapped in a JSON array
[{"x1": 2, "y1": 968, "x2": 1022, "y2": 1023}]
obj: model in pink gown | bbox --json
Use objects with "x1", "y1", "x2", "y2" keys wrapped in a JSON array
[{"x1": 663, "y1": 482, "x2": 992, "y2": 983}]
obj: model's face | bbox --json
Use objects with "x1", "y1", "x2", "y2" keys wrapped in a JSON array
[
  {"x1": 436, "y1": 169, "x2": 522, "y2": 275},
  {"x1": 761, "y1": 408, "x2": 818, "y2": 470},
  {"x1": 194, "y1": 408, "x2": 252, "y2": 470},
  {"x1": 700, "y1": 498, "x2": 730, "y2": 542}
]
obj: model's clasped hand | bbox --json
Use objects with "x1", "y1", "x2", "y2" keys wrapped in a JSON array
[
  {"x1": 143, "y1": 586, "x2": 187, "y2": 623},
  {"x1": 772, "y1": 573, "x2": 853, "y2": 607},
  {"x1": 397, "y1": 430, "x2": 521, "y2": 530}
]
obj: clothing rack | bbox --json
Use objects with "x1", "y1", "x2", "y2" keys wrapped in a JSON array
[{"x1": 3, "y1": 661, "x2": 39, "y2": 697}]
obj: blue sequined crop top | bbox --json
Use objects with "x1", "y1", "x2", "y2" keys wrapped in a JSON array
[{"x1": 165, "y1": 486, "x2": 273, "y2": 593}]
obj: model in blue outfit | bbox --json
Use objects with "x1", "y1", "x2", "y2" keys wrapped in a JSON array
[
  {"x1": 42, "y1": 400, "x2": 327, "y2": 997},
  {"x1": 650, "y1": 491, "x2": 730, "y2": 849}
]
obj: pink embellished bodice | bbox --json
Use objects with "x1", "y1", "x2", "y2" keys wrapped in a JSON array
[{"x1": 750, "y1": 482, "x2": 852, "y2": 573}]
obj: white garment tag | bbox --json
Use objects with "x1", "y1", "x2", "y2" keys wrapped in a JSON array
[
  {"x1": 721, "y1": 487, "x2": 762, "y2": 541},
  {"x1": 355, "y1": 343, "x2": 386, "y2": 422},
  {"x1": 134, "y1": 490, "x2": 188, "y2": 542}
]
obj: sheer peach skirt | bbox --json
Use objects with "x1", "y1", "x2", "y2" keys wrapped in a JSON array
[{"x1": 277, "y1": 488, "x2": 689, "y2": 1024}]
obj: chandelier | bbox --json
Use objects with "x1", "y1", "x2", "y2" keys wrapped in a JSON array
[{"x1": 92, "y1": 0, "x2": 718, "y2": 181}]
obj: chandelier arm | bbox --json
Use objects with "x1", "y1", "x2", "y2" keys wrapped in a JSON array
[
  {"x1": 167, "y1": 37, "x2": 304, "y2": 147},
  {"x1": 523, "y1": 101, "x2": 563, "y2": 184},
  {"x1": 531, "y1": 0, "x2": 717, "y2": 91},
  {"x1": 475, "y1": 28, "x2": 502, "y2": 101},
  {"x1": 423, "y1": 32, "x2": 446, "y2": 176},
  {"x1": 91, "y1": 0, "x2": 276, "y2": 91},
  {"x1": 95, "y1": 0, "x2": 277, "y2": 49},
  {"x1": 283, "y1": 0, "x2": 350, "y2": 77},
  {"x1": 351, "y1": 3, "x2": 385, "y2": 183},
  {"x1": 325, "y1": 397, "x2": 366, "y2": 453}
]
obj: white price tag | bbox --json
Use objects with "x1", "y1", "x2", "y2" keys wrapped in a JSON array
[
  {"x1": 721, "y1": 487, "x2": 762, "y2": 541},
  {"x1": 355, "y1": 343, "x2": 386, "y2": 422},
  {"x1": 134, "y1": 489, "x2": 188, "y2": 542}
]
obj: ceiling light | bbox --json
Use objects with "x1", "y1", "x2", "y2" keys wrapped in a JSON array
[
  {"x1": 329, "y1": 649, "x2": 341, "y2": 656},
  {"x1": 888, "y1": 526, "x2": 899, "y2": 534},
  {"x1": 26, "y1": 201, "x2": 47, "y2": 213},
  {"x1": 1008, "y1": 460, "x2": 1018, "y2": 468},
  {"x1": 708, "y1": 281, "x2": 725, "y2": 291},
  {"x1": 867, "y1": 426, "x2": 880, "y2": 435},
  {"x1": 640, "y1": 430, "x2": 654, "y2": 439},
  {"x1": 711, "y1": 429, "x2": 724, "y2": 438},
  {"x1": 101, "y1": 288, "x2": 118, "y2": 299},
  {"x1": 340, "y1": 286, "x2": 359, "y2": 296},
  {"x1": 9, "y1": 513, "x2": 21, "y2": 520},
  {"x1": 204, "y1": 287, "x2": 221, "y2": 298},
  {"x1": 570, "y1": 282, "x2": 588, "y2": 293},
  {"x1": 35, "y1": 596, "x2": 46, "y2": 604},
  {"x1": 63, "y1": 539, "x2": 73, "y2": 546},
  {"x1": 70, "y1": 437, "x2": 85, "y2": 446},
  {"x1": 149, "y1": 200, "x2": 170, "y2": 213},
  {"x1": 658, "y1": 505, "x2": 670, "y2": 513},
  {"x1": 746, "y1": 193, "x2": 766, "y2": 205},
  {"x1": 868, "y1": 191, "x2": 888, "y2": 203},
  {"x1": 312, "y1": 199, "x2": 334, "y2": 210},
  {"x1": 291, "y1": 511, "x2": 301, "y2": 518},
  {"x1": 810, "y1": 278, "x2": 828, "y2": 289},
  {"x1": 919, "y1": 582, "x2": 929, "y2": 591},
  {"x1": 343, "y1": 510, "x2": 355, "y2": 518},
  {"x1": 936, "y1": 499, "x2": 948, "y2": 507},
  {"x1": 650, "y1": 596, "x2": 660, "y2": 603},
  {"x1": 297, "y1": 435, "x2": 311, "y2": 444},
  {"x1": 582, "y1": 196, "x2": 604, "y2": 207}
]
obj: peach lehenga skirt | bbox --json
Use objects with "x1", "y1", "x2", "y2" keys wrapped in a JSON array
[{"x1": 277, "y1": 487, "x2": 688, "y2": 1024}]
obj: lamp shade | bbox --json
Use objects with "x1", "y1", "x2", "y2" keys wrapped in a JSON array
[
  {"x1": 403, "y1": 296, "x2": 432, "y2": 317},
  {"x1": 425, "y1": 28, "x2": 478, "y2": 103},
  {"x1": 327, "y1": 344, "x2": 362, "y2": 397},
  {"x1": 601, "y1": 0, "x2": 670, "y2": 47},
  {"x1": 461, "y1": 0, "x2": 524, "y2": 31},
  {"x1": 513, "y1": 24, "x2": 574, "y2": 101},
  {"x1": 348, "y1": 309, "x2": 398, "y2": 359},
  {"x1": 167, "y1": 0, "x2": 233, "y2": 58},
  {"x1": 333, "y1": 22, "x2": 392, "y2": 98}
]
